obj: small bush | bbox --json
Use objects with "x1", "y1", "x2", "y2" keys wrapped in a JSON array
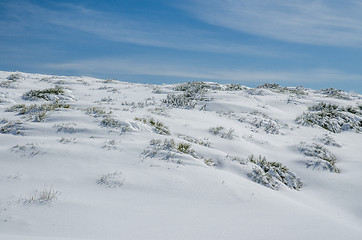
[
  {"x1": 7, "y1": 102, "x2": 70, "y2": 122},
  {"x1": 178, "y1": 134, "x2": 212, "y2": 147},
  {"x1": 209, "y1": 126, "x2": 235, "y2": 140},
  {"x1": 247, "y1": 155, "x2": 303, "y2": 190},
  {"x1": 315, "y1": 134, "x2": 341, "y2": 147},
  {"x1": 298, "y1": 142, "x2": 339, "y2": 173},
  {"x1": 257, "y1": 83, "x2": 307, "y2": 95},
  {"x1": 96, "y1": 171, "x2": 125, "y2": 188},
  {"x1": 319, "y1": 88, "x2": 352, "y2": 100},
  {"x1": 11, "y1": 143, "x2": 40, "y2": 157},
  {"x1": 142, "y1": 139, "x2": 200, "y2": 164},
  {"x1": 54, "y1": 123, "x2": 79, "y2": 134},
  {"x1": 0, "y1": 119, "x2": 24, "y2": 135},
  {"x1": 296, "y1": 103, "x2": 362, "y2": 133},
  {"x1": 84, "y1": 106, "x2": 110, "y2": 118},
  {"x1": 135, "y1": 117, "x2": 170, "y2": 135},
  {"x1": 21, "y1": 187, "x2": 60, "y2": 205},
  {"x1": 101, "y1": 115, "x2": 130, "y2": 133},
  {"x1": 22, "y1": 86, "x2": 65, "y2": 101},
  {"x1": 7, "y1": 73, "x2": 21, "y2": 81}
]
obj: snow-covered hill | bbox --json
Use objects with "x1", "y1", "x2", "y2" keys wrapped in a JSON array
[{"x1": 1, "y1": 71, "x2": 361, "y2": 240}]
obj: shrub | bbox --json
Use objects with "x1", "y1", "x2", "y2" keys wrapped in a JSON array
[
  {"x1": 257, "y1": 83, "x2": 307, "y2": 95},
  {"x1": 7, "y1": 73, "x2": 21, "y2": 81},
  {"x1": 163, "y1": 82, "x2": 212, "y2": 109},
  {"x1": 11, "y1": 143, "x2": 40, "y2": 157},
  {"x1": 0, "y1": 119, "x2": 24, "y2": 135},
  {"x1": 296, "y1": 103, "x2": 362, "y2": 133},
  {"x1": 21, "y1": 187, "x2": 60, "y2": 205},
  {"x1": 319, "y1": 88, "x2": 352, "y2": 100},
  {"x1": 84, "y1": 106, "x2": 110, "y2": 118},
  {"x1": 96, "y1": 171, "x2": 124, "y2": 188},
  {"x1": 315, "y1": 134, "x2": 341, "y2": 147},
  {"x1": 7, "y1": 102, "x2": 70, "y2": 122},
  {"x1": 22, "y1": 86, "x2": 65, "y2": 101},
  {"x1": 142, "y1": 139, "x2": 200, "y2": 164},
  {"x1": 247, "y1": 155, "x2": 303, "y2": 190},
  {"x1": 178, "y1": 134, "x2": 212, "y2": 147},
  {"x1": 209, "y1": 126, "x2": 235, "y2": 140},
  {"x1": 298, "y1": 142, "x2": 339, "y2": 173},
  {"x1": 135, "y1": 117, "x2": 170, "y2": 135},
  {"x1": 54, "y1": 123, "x2": 79, "y2": 134},
  {"x1": 100, "y1": 116, "x2": 131, "y2": 133}
]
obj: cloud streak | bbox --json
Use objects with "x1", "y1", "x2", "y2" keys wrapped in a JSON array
[
  {"x1": 44, "y1": 57, "x2": 362, "y2": 86},
  {"x1": 183, "y1": 0, "x2": 362, "y2": 47},
  {"x1": 0, "y1": 1, "x2": 279, "y2": 57}
]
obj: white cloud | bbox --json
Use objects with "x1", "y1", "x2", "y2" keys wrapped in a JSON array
[{"x1": 183, "y1": 0, "x2": 362, "y2": 47}]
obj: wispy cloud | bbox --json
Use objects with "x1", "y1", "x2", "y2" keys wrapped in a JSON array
[
  {"x1": 182, "y1": 0, "x2": 362, "y2": 47},
  {"x1": 0, "y1": 1, "x2": 279, "y2": 57},
  {"x1": 44, "y1": 57, "x2": 362, "y2": 85}
]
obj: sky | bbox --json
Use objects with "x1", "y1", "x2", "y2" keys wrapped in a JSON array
[{"x1": 1, "y1": 0, "x2": 362, "y2": 93}]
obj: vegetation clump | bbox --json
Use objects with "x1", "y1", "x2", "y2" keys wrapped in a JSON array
[
  {"x1": 247, "y1": 155, "x2": 303, "y2": 190},
  {"x1": 296, "y1": 103, "x2": 362, "y2": 133},
  {"x1": 142, "y1": 139, "x2": 202, "y2": 164},
  {"x1": 257, "y1": 83, "x2": 307, "y2": 95},
  {"x1": 135, "y1": 117, "x2": 170, "y2": 135},
  {"x1": 7, "y1": 102, "x2": 70, "y2": 122},
  {"x1": 96, "y1": 171, "x2": 125, "y2": 188},
  {"x1": 298, "y1": 142, "x2": 340, "y2": 173},
  {"x1": 0, "y1": 119, "x2": 24, "y2": 135},
  {"x1": 319, "y1": 88, "x2": 353, "y2": 100},
  {"x1": 209, "y1": 126, "x2": 235, "y2": 140},
  {"x1": 163, "y1": 81, "x2": 212, "y2": 109},
  {"x1": 101, "y1": 115, "x2": 130, "y2": 133},
  {"x1": 22, "y1": 86, "x2": 66, "y2": 101}
]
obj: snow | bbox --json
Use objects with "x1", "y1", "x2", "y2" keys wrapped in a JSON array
[{"x1": 0, "y1": 71, "x2": 361, "y2": 239}]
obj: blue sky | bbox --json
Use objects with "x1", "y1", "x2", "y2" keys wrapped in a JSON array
[{"x1": 1, "y1": 0, "x2": 362, "y2": 93}]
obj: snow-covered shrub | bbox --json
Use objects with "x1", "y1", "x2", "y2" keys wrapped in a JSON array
[
  {"x1": 84, "y1": 106, "x2": 110, "y2": 118},
  {"x1": 173, "y1": 81, "x2": 209, "y2": 93},
  {"x1": 22, "y1": 86, "x2": 65, "y2": 101},
  {"x1": 298, "y1": 142, "x2": 339, "y2": 173},
  {"x1": 149, "y1": 107, "x2": 170, "y2": 117},
  {"x1": 58, "y1": 137, "x2": 76, "y2": 144},
  {"x1": 315, "y1": 134, "x2": 341, "y2": 147},
  {"x1": 7, "y1": 102, "x2": 70, "y2": 122},
  {"x1": 7, "y1": 73, "x2": 21, "y2": 81},
  {"x1": 247, "y1": 155, "x2": 303, "y2": 190},
  {"x1": 54, "y1": 123, "x2": 79, "y2": 134},
  {"x1": 135, "y1": 117, "x2": 170, "y2": 135},
  {"x1": 102, "y1": 139, "x2": 120, "y2": 150},
  {"x1": 296, "y1": 103, "x2": 362, "y2": 133},
  {"x1": 178, "y1": 134, "x2": 212, "y2": 147},
  {"x1": 223, "y1": 84, "x2": 246, "y2": 91},
  {"x1": 0, "y1": 119, "x2": 24, "y2": 135},
  {"x1": 142, "y1": 139, "x2": 200, "y2": 164},
  {"x1": 22, "y1": 188, "x2": 60, "y2": 205},
  {"x1": 101, "y1": 116, "x2": 130, "y2": 133},
  {"x1": 162, "y1": 93, "x2": 198, "y2": 109},
  {"x1": 257, "y1": 83, "x2": 307, "y2": 95},
  {"x1": 209, "y1": 126, "x2": 235, "y2": 140},
  {"x1": 225, "y1": 154, "x2": 248, "y2": 165},
  {"x1": 11, "y1": 143, "x2": 41, "y2": 157},
  {"x1": 163, "y1": 82, "x2": 212, "y2": 109},
  {"x1": 319, "y1": 88, "x2": 352, "y2": 100},
  {"x1": 96, "y1": 171, "x2": 125, "y2": 188},
  {"x1": 249, "y1": 111, "x2": 281, "y2": 134}
]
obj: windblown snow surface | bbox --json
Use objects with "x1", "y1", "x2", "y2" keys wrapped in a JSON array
[{"x1": 1, "y1": 71, "x2": 362, "y2": 240}]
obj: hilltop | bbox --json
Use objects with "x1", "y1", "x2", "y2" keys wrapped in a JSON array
[{"x1": 1, "y1": 71, "x2": 362, "y2": 240}]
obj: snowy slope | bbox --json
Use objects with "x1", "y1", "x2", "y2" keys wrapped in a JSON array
[{"x1": 0, "y1": 71, "x2": 361, "y2": 240}]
